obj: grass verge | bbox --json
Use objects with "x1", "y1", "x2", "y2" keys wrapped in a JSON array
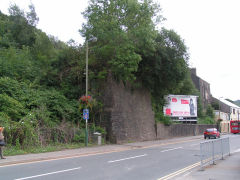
[{"x1": 3, "y1": 143, "x2": 89, "y2": 156}]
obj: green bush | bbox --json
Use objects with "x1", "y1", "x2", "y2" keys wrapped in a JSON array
[
  {"x1": 206, "y1": 104, "x2": 214, "y2": 118},
  {"x1": 72, "y1": 129, "x2": 85, "y2": 143},
  {"x1": 0, "y1": 47, "x2": 38, "y2": 81},
  {"x1": 94, "y1": 126, "x2": 106, "y2": 135},
  {"x1": 198, "y1": 116, "x2": 215, "y2": 124},
  {"x1": 155, "y1": 112, "x2": 172, "y2": 126},
  {"x1": 0, "y1": 93, "x2": 26, "y2": 121},
  {"x1": 197, "y1": 104, "x2": 215, "y2": 124}
]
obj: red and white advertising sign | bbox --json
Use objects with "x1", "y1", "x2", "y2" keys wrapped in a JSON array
[{"x1": 163, "y1": 95, "x2": 198, "y2": 117}]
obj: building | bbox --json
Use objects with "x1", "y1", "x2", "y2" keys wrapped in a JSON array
[
  {"x1": 212, "y1": 98, "x2": 240, "y2": 120},
  {"x1": 190, "y1": 68, "x2": 212, "y2": 110},
  {"x1": 212, "y1": 98, "x2": 240, "y2": 133}
]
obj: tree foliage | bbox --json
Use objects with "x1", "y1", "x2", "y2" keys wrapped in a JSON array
[
  {"x1": 137, "y1": 28, "x2": 198, "y2": 116},
  {"x1": 137, "y1": 29, "x2": 189, "y2": 94},
  {"x1": 81, "y1": 0, "x2": 198, "y2": 118},
  {"x1": 80, "y1": 0, "x2": 161, "y2": 81}
]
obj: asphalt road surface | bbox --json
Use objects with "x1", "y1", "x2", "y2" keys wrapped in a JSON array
[{"x1": 1, "y1": 134, "x2": 240, "y2": 180}]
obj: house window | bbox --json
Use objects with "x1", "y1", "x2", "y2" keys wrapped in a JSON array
[{"x1": 233, "y1": 109, "x2": 235, "y2": 114}]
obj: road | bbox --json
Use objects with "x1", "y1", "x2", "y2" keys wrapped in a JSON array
[{"x1": 1, "y1": 134, "x2": 240, "y2": 180}]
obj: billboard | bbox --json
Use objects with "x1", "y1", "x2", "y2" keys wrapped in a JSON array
[{"x1": 163, "y1": 95, "x2": 198, "y2": 117}]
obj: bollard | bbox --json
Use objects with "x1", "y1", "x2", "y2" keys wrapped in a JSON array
[
  {"x1": 98, "y1": 135, "x2": 101, "y2": 145},
  {"x1": 94, "y1": 132, "x2": 101, "y2": 145}
]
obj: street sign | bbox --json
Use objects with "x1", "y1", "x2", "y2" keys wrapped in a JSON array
[{"x1": 83, "y1": 109, "x2": 89, "y2": 120}]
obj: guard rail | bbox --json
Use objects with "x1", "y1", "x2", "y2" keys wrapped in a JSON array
[{"x1": 200, "y1": 137, "x2": 230, "y2": 169}]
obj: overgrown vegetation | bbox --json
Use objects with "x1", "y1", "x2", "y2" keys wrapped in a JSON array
[
  {"x1": 0, "y1": 1, "x2": 205, "y2": 153},
  {"x1": 0, "y1": 4, "x2": 105, "y2": 152},
  {"x1": 198, "y1": 104, "x2": 216, "y2": 124},
  {"x1": 155, "y1": 112, "x2": 172, "y2": 126}
]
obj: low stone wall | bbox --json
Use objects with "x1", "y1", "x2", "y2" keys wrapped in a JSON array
[{"x1": 157, "y1": 123, "x2": 217, "y2": 139}]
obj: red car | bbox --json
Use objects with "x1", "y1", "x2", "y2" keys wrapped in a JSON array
[{"x1": 204, "y1": 128, "x2": 220, "y2": 139}]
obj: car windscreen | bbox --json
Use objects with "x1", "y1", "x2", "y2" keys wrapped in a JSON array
[{"x1": 206, "y1": 129, "x2": 216, "y2": 132}]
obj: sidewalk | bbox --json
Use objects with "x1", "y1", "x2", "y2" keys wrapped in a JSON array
[
  {"x1": 0, "y1": 135, "x2": 202, "y2": 167},
  {"x1": 177, "y1": 152, "x2": 240, "y2": 180}
]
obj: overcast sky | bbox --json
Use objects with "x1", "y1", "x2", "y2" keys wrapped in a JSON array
[{"x1": 1, "y1": 0, "x2": 240, "y2": 100}]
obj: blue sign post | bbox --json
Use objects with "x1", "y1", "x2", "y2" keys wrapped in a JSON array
[
  {"x1": 83, "y1": 109, "x2": 89, "y2": 120},
  {"x1": 83, "y1": 109, "x2": 89, "y2": 146}
]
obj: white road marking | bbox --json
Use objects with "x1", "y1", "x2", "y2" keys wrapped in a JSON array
[
  {"x1": 161, "y1": 147, "x2": 183, "y2": 153},
  {"x1": 108, "y1": 154, "x2": 147, "y2": 163},
  {"x1": 14, "y1": 167, "x2": 81, "y2": 180},
  {"x1": 190, "y1": 143, "x2": 199, "y2": 147},
  {"x1": 233, "y1": 148, "x2": 240, "y2": 153}
]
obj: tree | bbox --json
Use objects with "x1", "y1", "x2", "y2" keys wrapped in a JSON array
[
  {"x1": 8, "y1": 4, "x2": 36, "y2": 48},
  {"x1": 26, "y1": 3, "x2": 39, "y2": 27},
  {"x1": 136, "y1": 28, "x2": 196, "y2": 115},
  {"x1": 137, "y1": 28, "x2": 190, "y2": 96},
  {"x1": 80, "y1": 0, "x2": 161, "y2": 81},
  {"x1": 8, "y1": 4, "x2": 24, "y2": 17}
]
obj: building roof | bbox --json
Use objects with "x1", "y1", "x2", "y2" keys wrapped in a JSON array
[
  {"x1": 167, "y1": 94, "x2": 198, "y2": 98},
  {"x1": 220, "y1": 98, "x2": 240, "y2": 109}
]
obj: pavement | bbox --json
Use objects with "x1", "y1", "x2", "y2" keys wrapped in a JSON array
[
  {"x1": 176, "y1": 151, "x2": 240, "y2": 180},
  {"x1": 0, "y1": 135, "x2": 239, "y2": 180}
]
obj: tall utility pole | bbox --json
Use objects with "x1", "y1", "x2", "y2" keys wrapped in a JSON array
[
  {"x1": 86, "y1": 41, "x2": 88, "y2": 98},
  {"x1": 218, "y1": 97, "x2": 223, "y2": 120},
  {"x1": 85, "y1": 40, "x2": 88, "y2": 147},
  {"x1": 218, "y1": 100, "x2": 220, "y2": 120},
  {"x1": 85, "y1": 37, "x2": 97, "y2": 147},
  {"x1": 218, "y1": 97, "x2": 224, "y2": 133}
]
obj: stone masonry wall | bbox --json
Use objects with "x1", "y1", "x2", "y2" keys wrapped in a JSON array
[
  {"x1": 156, "y1": 123, "x2": 217, "y2": 139},
  {"x1": 101, "y1": 75, "x2": 217, "y2": 144},
  {"x1": 102, "y1": 75, "x2": 156, "y2": 144}
]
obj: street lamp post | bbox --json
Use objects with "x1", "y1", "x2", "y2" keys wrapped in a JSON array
[
  {"x1": 218, "y1": 99, "x2": 220, "y2": 120},
  {"x1": 218, "y1": 97, "x2": 223, "y2": 120},
  {"x1": 218, "y1": 97, "x2": 223, "y2": 133},
  {"x1": 85, "y1": 40, "x2": 89, "y2": 147},
  {"x1": 85, "y1": 37, "x2": 97, "y2": 147}
]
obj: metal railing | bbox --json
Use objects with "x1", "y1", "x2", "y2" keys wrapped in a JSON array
[{"x1": 200, "y1": 137, "x2": 230, "y2": 169}]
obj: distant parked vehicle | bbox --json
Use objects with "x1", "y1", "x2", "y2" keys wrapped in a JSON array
[
  {"x1": 204, "y1": 128, "x2": 220, "y2": 139},
  {"x1": 230, "y1": 120, "x2": 240, "y2": 134}
]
